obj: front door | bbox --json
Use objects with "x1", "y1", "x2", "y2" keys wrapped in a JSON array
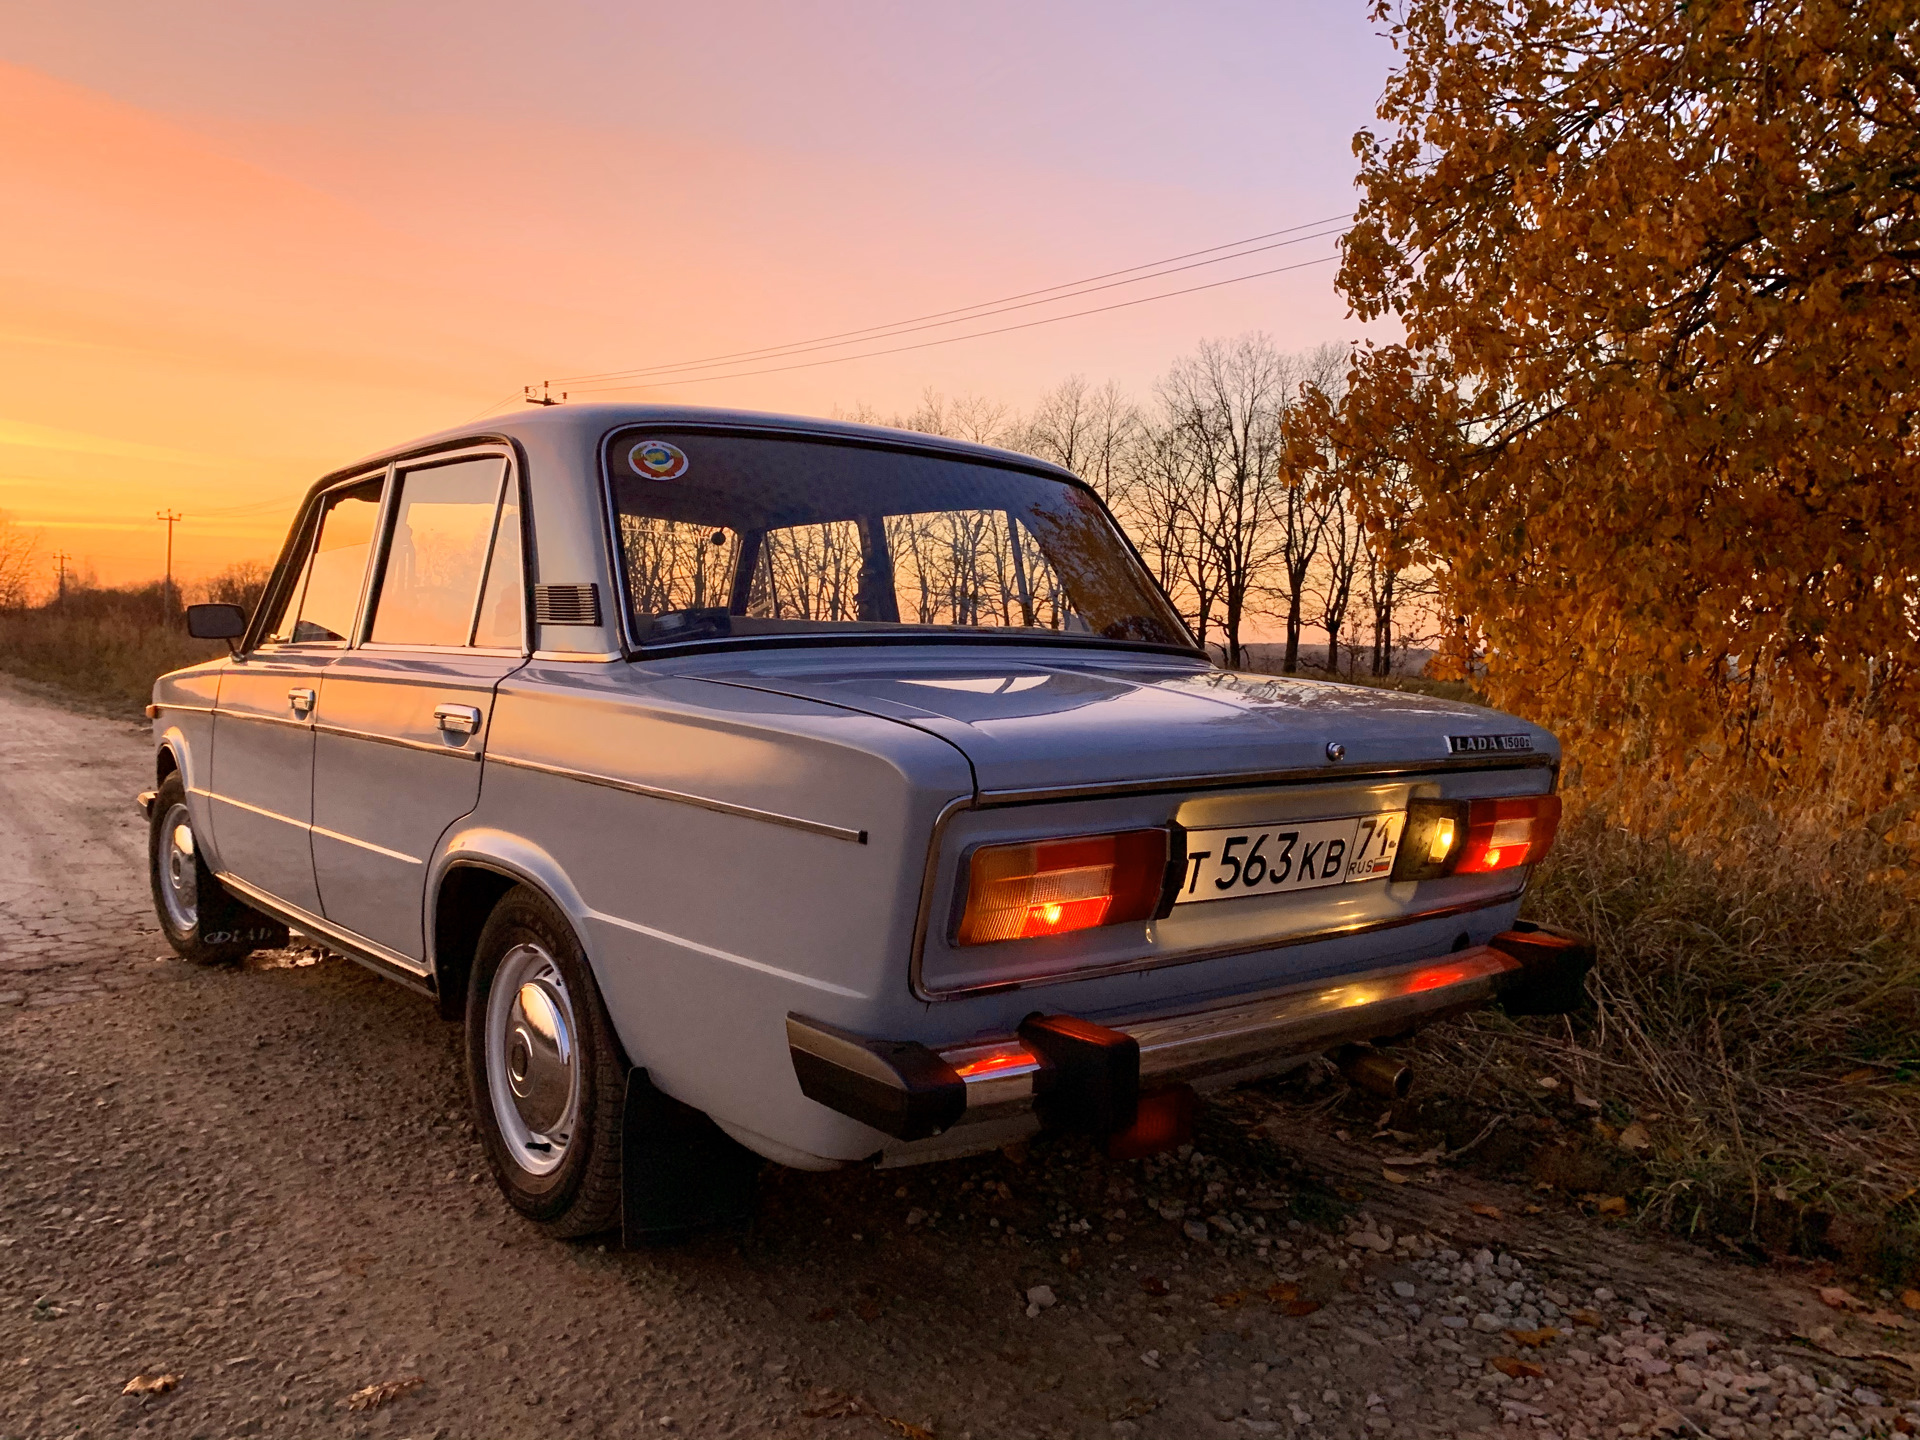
[
  {"x1": 310, "y1": 451, "x2": 526, "y2": 962},
  {"x1": 209, "y1": 476, "x2": 384, "y2": 916}
]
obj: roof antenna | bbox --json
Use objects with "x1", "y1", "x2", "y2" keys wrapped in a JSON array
[{"x1": 524, "y1": 381, "x2": 567, "y2": 407}]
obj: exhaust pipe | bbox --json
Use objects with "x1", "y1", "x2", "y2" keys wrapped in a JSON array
[{"x1": 1334, "y1": 1044, "x2": 1413, "y2": 1100}]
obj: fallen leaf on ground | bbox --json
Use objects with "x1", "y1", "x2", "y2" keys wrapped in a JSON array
[
  {"x1": 1139, "y1": 1276, "x2": 1170, "y2": 1297},
  {"x1": 1573, "y1": 1087, "x2": 1601, "y2": 1110},
  {"x1": 1569, "y1": 1309, "x2": 1604, "y2": 1327},
  {"x1": 802, "y1": 1391, "x2": 870, "y2": 1420},
  {"x1": 1838, "y1": 1067, "x2": 1879, "y2": 1085},
  {"x1": 1618, "y1": 1122, "x2": 1652, "y2": 1151},
  {"x1": 1490, "y1": 1356, "x2": 1545, "y2": 1379},
  {"x1": 1379, "y1": 1146, "x2": 1444, "y2": 1166},
  {"x1": 1469, "y1": 1202, "x2": 1503, "y2": 1220},
  {"x1": 1865, "y1": 1310, "x2": 1917, "y2": 1330},
  {"x1": 809, "y1": 1305, "x2": 838, "y2": 1322},
  {"x1": 1506, "y1": 1327, "x2": 1560, "y2": 1348},
  {"x1": 1535, "y1": 1076, "x2": 1560, "y2": 1090},
  {"x1": 1266, "y1": 1283, "x2": 1298, "y2": 1303},
  {"x1": 1211, "y1": 1290, "x2": 1247, "y2": 1308},
  {"x1": 1905, "y1": 1290, "x2": 1920, "y2": 1312},
  {"x1": 883, "y1": 1419, "x2": 934, "y2": 1439},
  {"x1": 122, "y1": 1375, "x2": 178, "y2": 1396},
  {"x1": 1596, "y1": 1196, "x2": 1628, "y2": 1216},
  {"x1": 343, "y1": 1377, "x2": 423, "y2": 1412},
  {"x1": 1382, "y1": 1168, "x2": 1409, "y2": 1185},
  {"x1": 1796, "y1": 1325, "x2": 1866, "y2": 1358},
  {"x1": 1818, "y1": 1286, "x2": 1868, "y2": 1311},
  {"x1": 1282, "y1": 1300, "x2": 1323, "y2": 1317},
  {"x1": 1109, "y1": 1397, "x2": 1161, "y2": 1421},
  {"x1": 1523, "y1": 1205, "x2": 1545, "y2": 1215}
]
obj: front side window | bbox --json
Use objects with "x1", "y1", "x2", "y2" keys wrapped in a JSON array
[
  {"x1": 606, "y1": 430, "x2": 1190, "y2": 650},
  {"x1": 368, "y1": 456, "x2": 511, "y2": 647},
  {"x1": 263, "y1": 478, "x2": 384, "y2": 645}
]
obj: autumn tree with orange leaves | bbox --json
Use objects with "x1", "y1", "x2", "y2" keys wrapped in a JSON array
[{"x1": 1293, "y1": 0, "x2": 1920, "y2": 853}]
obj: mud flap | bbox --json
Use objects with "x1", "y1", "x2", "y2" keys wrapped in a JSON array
[{"x1": 621, "y1": 1069, "x2": 760, "y2": 1246}]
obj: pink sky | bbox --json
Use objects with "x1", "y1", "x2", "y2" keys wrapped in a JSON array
[{"x1": 0, "y1": 2, "x2": 1393, "y2": 588}]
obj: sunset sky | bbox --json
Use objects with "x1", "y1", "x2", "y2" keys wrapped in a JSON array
[{"x1": 0, "y1": 2, "x2": 1393, "y2": 589}]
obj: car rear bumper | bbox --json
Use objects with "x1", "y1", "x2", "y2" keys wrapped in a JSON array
[{"x1": 786, "y1": 925, "x2": 1592, "y2": 1143}]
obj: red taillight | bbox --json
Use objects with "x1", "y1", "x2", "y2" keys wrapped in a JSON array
[
  {"x1": 954, "y1": 829, "x2": 1169, "y2": 946},
  {"x1": 1455, "y1": 795, "x2": 1562, "y2": 874}
]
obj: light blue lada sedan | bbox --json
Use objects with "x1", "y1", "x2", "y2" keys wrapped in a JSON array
[{"x1": 142, "y1": 405, "x2": 1590, "y2": 1241}]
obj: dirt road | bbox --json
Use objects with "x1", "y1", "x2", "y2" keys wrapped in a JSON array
[{"x1": 1, "y1": 677, "x2": 1911, "y2": 1440}]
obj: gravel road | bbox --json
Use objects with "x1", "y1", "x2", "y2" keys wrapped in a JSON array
[{"x1": 2, "y1": 675, "x2": 1914, "y2": 1440}]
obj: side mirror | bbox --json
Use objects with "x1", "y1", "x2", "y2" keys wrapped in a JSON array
[{"x1": 186, "y1": 603, "x2": 248, "y2": 641}]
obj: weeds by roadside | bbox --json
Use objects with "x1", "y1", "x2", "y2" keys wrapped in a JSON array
[{"x1": 0, "y1": 607, "x2": 222, "y2": 716}]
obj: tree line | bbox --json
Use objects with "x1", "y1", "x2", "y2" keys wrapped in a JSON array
[{"x1": 842, "y1": 335, "x2": 1436, "y2": 677}]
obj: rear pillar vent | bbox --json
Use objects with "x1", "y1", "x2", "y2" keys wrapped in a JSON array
[{"x1": 534, "y1": 583, "x2": 602, "y2": 627}]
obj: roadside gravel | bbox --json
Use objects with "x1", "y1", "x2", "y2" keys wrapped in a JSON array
[{"x1": 2, "y1": 677, "x2": 1914, "y2": 1440}]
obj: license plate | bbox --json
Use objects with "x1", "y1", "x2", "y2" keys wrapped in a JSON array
[{"x1": 1172, "y1": 812, "x2": 1406, "y2": 905}]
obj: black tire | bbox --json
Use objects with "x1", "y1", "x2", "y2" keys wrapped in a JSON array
[
  {"x1": 465, "y1": 886, "x2": 626, "y2": 1238},
  {"x1": 148, "y1": 771, "x2": 289, "y2": 965}
]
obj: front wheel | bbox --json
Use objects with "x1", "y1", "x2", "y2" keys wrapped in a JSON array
[
  {"x1": 148, "y1": 772, "x2": 288, "y2": 964},
  {"x1": 466, "y1": 887, "x2": 627, "y2": 1238}
]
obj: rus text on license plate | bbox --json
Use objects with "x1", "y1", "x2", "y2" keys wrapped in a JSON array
[{"x1": 1173, "y1": 812, "x2": 1405, "y2": 905}]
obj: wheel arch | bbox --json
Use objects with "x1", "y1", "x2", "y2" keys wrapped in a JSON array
[{"x1": 426, "y1": 829, "x2": 598, "y2": 1024}]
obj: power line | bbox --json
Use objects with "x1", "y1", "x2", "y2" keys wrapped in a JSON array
[
  {"x1": 547, "y1": 213, "x2": 1353, "y2": 387},
  {"x1": 566, "y1": 249, "x2": 1345, "y2": 395}
]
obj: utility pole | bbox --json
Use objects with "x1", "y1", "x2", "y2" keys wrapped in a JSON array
[
  {"x1": 157, "y1": 510, "x2": 182, "y2": 610},
  {"x1": 52, "y1": 551, "x2": 71, "y2": 607},
  {"x1": 524, "y1": 381, "x2": 567, "y2": 406}
]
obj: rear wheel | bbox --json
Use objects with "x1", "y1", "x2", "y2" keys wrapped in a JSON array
[
  {"x1": 466, "y1": 887, "x2": 626, "y2": 1238},
  {"x1": 148, "y1": 772, "x2": 287, "y2": 965}
]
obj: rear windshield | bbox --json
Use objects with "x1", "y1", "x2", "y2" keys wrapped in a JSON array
[{"x1": 603, "y1": 429, "x2": 1193, "y2": 651}]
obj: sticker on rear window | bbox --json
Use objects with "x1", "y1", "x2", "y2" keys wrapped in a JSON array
[{"x1": 629, "y1": 440, "x2": 689, "y2": 481}]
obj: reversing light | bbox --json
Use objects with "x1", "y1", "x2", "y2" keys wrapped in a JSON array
[
  {"x1": 1391, "y1": 794, "x2": 1561, "y2": 881},
  {"x1": 954, "y1": 829, "x2": 1169, "y2": 946}
]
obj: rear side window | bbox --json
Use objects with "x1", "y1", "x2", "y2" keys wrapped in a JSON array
[
  {"x1": 263, "y1": 479, "x2": 384, "y2": 645},
  {"x1": 367, "y1": 457, "x2": 510, "y2": 647}
]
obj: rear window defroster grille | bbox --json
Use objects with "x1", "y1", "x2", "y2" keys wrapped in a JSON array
[{"x1": 534, "y1": 583, "x2": 601, "y2": 627}]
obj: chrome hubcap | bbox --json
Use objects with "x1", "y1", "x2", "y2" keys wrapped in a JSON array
[
  {"x1": 485, "y1": 943, "x2": 581, "y2": 1177},
  {"x1": 159, "y1": 803, "x2": 198, "y2": 931}
]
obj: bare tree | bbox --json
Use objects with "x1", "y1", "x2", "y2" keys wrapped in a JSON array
[
  {"x1": 1313, "y1": 492, "x2": 1364, "y2": 673},
  {"x1": 0, "y1": 512, "x2": 40, "y2": 610},
  {"x1": 1155, "y1": 336, "x2": 1295, "y2": 669}
]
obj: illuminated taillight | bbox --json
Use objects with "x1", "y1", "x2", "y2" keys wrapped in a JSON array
[
  {"x1": 1455, "y1": 795, "x2": 1562, "y2": 873},
  {"x1": 1392, "y1": 794, "x2": 1560, "y2": 881},
  {"x1": 954, "y1": 830, "x2": 1169, "y2": 946}
]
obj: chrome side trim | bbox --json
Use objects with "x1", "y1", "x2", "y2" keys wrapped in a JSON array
[
  {"x1": 201, "y1": 788, "x2": 309, "y2": 831},
  {"x1": 529, "y1": 650, "x2": 623, "y2": 663},
  {"x1": 937, "y1": 947, "x2": 1520, "y2": 1123},
  {"x1": 216, "y1": 870, "x2": 434, "y2": 989},
  {"x1": 485, "y1": 753, "x2": 869, "y2": 844},
  {"x1": 152, "y1": 702, "x2": 216, "y2": 714},
  {"x1": 313, "y1": 722, "x2": 481, "y2": 761},
  {"x1": 213, "y1": 709, "x2": 314, "y2": 731},
  {"x1": 309, "y1": 823, "x2": 423, "y2": 866},
  {"x1": 974, "y1": 753, "x2": 1557, "y2": 808}
]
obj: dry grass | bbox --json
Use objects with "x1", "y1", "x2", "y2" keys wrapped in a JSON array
[
  {"x1": 0, "y1": 606, "x2": 224, "y2": 717},
  {"x1": 1404, "y1": 708, "x2": 1920, "y2": 1278}
]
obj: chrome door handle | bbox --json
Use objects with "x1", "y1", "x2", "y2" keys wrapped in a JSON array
[
  {"x1": 434, "y1": 703, "x2": 482, "y2": 737},
  {"x1": 287, "y1": 687, "x2": 316, "y2": 715}
]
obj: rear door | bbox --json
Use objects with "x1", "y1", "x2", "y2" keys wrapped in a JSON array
[
  {"x1": 208, "y1": 476, "x2": 384, "y2": 915},
  {"x1": 310, "y1": 449, "x2": 527, "y2": 964}
]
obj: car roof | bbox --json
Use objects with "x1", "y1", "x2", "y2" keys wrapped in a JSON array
[{"x1": 317, "y1": 403, "x2": 1081, "y2": 491}]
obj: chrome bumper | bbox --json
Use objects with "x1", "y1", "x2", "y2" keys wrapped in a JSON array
[{"x1": 787, "y1": 927, "x2": 1592, "y2": 1142}]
